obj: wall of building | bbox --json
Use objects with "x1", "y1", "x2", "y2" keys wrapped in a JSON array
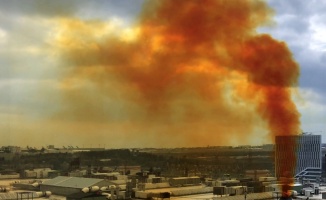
[
  {"x1": 275, "y1": 134, "x2": 322, "y2": 179},
  {"x1": 0, "y1": 173, "x2": 20, "y2": 179},
  {"x1": 23, "y1": 168, "x2": 54, "y2": 178},
  {"x1": 40, "y1": 179, "x2": 112, "y2": 196},
  {"x1": 40, "y1": 185, "x2": 81, "y2": 196}
]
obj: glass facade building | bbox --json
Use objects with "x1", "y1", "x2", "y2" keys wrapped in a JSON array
[{"x1": 275, "y1": 134, "x2": 322, "y2": 182}]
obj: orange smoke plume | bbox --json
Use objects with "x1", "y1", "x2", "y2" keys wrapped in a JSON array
[{"x1": 54, "y1": 0, "x2": 300, "y2": 181}]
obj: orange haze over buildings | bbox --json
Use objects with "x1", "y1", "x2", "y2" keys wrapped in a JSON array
[{"x1": 53, "y1": 0, "x2": 300, "y2": 181}]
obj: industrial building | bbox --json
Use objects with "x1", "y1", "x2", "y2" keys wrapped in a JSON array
[
  {"x1": 275, "y1": 134, "x2": 322, "y2": 182},
  {"x1": 0, "y1": 170, "x2": 320, "y2": 200},
  {"x1": 0, "y1": 172, "x2": 20, "y2": 179},
  {"x1": 23, "y1": 168, "x2": 56, "y2": 179},
  {"x1": 0, "y1": 191, "x2": 51, "y2": 200},
  {"x1": 40, "y1": 176, "x2": 111, "y2": 196}
]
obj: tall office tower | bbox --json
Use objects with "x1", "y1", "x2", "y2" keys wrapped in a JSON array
[{"x1": 275, "y1": 134, "x2": 322, "y2": 182}]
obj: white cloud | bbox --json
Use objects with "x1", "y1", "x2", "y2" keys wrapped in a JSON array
[
  {"x1": 295, "y1": 88, "x2": 326, "y2": 137},
  {"x1": 309, "y1": 15, "x2": 326, "y2": 52}
]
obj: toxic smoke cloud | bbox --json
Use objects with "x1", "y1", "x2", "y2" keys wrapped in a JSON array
[{"x1": 53, "y1": 0, "x2": 300, "y2": 146}]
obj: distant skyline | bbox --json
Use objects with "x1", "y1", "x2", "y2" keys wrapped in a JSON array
[
  {"x1": 2, "y1": 143, "x2": 274, "y2": 149},
  {"x1": 1, "y1": 0, "x2": 326, "y2": 148}
]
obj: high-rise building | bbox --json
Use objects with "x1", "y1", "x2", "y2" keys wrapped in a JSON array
[{"x1": 275, "y1": 134, "x2": 322, "y2": 182}]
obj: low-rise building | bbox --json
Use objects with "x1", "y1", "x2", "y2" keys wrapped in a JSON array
[
  {"x1": 245, "y1": 170, "x2": 271, "y2": 181},
  {"x1": 40, "y1": 176, "x2": 112, "y2": 196},
  {"x1": 23, "y1": 168, "x2": 56, "y2": 178},
  {"x1": 0, "y1": 172, "x2": 20, "y2": 179}
]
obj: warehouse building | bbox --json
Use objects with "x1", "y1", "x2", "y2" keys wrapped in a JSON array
[
  {"x1": 40, "y1": 176, "x2": 111, "y2": 196},
  {"x1": 23, "y1": 168, "x2": 56, "y2": 178}
]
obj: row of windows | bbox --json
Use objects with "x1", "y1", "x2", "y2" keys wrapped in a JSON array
[
  {"x1": 275, "y1": 135, "x2": 322, "y2": 177},
  {"x1": 276, "y1": 154, "x2": 321, "y2": 164},
  {"x1": 275, "y1": 136, "x2": 321, "y2": 144}
]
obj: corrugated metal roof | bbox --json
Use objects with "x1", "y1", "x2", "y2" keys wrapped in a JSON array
[
  {"x1": 42, "y1": 176, "x2": 104, "y2": 188},
  {"x1": 42, "y1": 176, "x2": 70, "y2": 185}
]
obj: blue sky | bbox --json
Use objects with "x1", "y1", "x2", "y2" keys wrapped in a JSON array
[{"x1": 0, "y1": 0, "x2": 325, "y2": 148}]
